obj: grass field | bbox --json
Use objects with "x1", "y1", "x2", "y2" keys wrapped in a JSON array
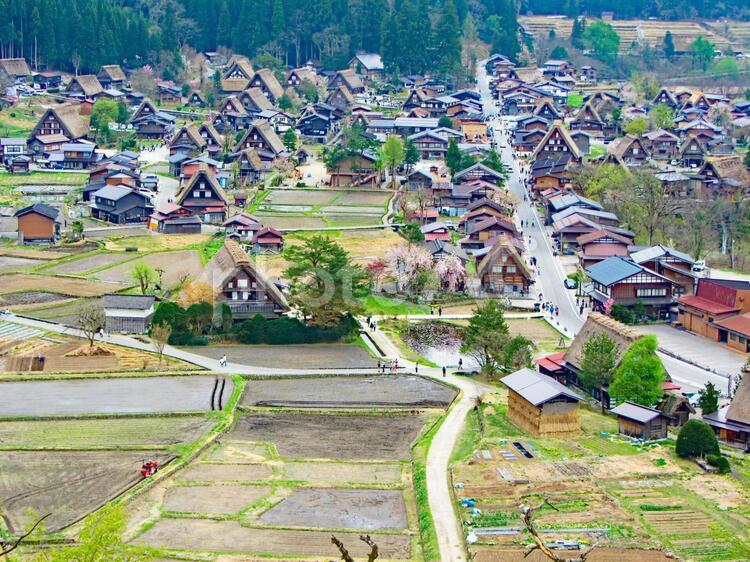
[
  {"x1": 0, "y1": 171, "x2": 88, "y2": 187},
  {"x1": 0, "y1": 109, "x2": 38, "y2": 137}
]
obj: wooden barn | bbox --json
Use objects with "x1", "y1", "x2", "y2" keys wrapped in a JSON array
[
  {"x1": 501, "y1": 368, "x2": 582, "y2": 436},
  {"x1": 610, "y1": 402, "x2": 671, "y2": 440}
]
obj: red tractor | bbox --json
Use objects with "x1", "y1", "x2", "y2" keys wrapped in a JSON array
[{"x1": 140, "y1": 459, "x2": 158, "y2": 479}]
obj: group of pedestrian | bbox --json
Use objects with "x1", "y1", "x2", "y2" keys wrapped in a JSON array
[
  {"x1": 218, "y1": 354, "x2": 228, "y2": 368},
  {"x1": 429, "y1": 306, "x2": 443, "y2": 317},
  {"x1": 541, "y1": 302, "x2": 559, "y2": 317},
  {"x1": 376, "y1": 358, "x2": 399, "y2": 373}
]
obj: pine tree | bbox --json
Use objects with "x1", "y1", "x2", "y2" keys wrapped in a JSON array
[
  {"x1": 663, "y1": 31, "x2": 675, "y2": 61},
  {"x1": 216, "y1": 0, "x2": 232, "y2": 48},
  {"x1": 433, "y1": 0, "x2": 462, "y2": 78}
]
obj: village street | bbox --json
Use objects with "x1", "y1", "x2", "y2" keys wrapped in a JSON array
[{"x1": 476, "y1": 60, "x2": 735, "y2": 396}]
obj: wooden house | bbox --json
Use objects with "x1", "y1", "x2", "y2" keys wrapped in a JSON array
[
  {"x1": 197, "y1": 239, "x2": 289, "y2": 320},
  {"x1": 66, "y1": 75, "x2": 103, "y2": 99},
  {"x1": 168, "y1": 124, "x2": 207, "y2": 156},
  {"x1": 234, "y1": 120, "x2": 286, "y2": 161},
  {"x1": 97, "y1": 65, "x2": 126, "y2": 89},
  {"x1": 476, "y1": 237, "x2": 532, "y2": 296},
  {"x1": 408, "y1": 130, "x2": 449, "y2": 160},
  {"x1": 652, "y1": 88, "x2": 678, "y2": 109},
  {"x1": 187, "y1": 91, "x2": 207, "y2": 108},
  {"x1": 453, "y1": 162, "x2": 505, "y2": 184},
  {"x1": 297, "y1": 110, "x2": 332, "y2": 142},
  {"x1": 577, "y1": 229, "x2": 632, "y2": 268},
  {"x1": 460, "y1": 215, "x2": 519, "y2": 251},
  {"x1": 286, "y1": 67, "x2": 318, "y2": 87},
  {"x1": 232, "y1": 148, "x2": 265, "y2": 185},
  {"x1": 585, "y1": 256, "x2": 677, "y2": 317},
  {"x1": 328, "y1": 69, "x2": 365, "y2": 94},
  {"x1": 553, "y1": 214, "x2": 634, "y2": 254},
  {"x1": 460, "y1": 198, "x2": 511, "y2": 231},
  {"x1": 704, "y1": 376, "x2": 750, "y2": 448},
  {"x1": 678, "y1": 278, "x2": 750, "y2": 344},
  {"x1": 643, "y1": 129, "x2": 679, "y2": 160},
  {"x1": 240, "y1": 87, "x2": 275, "y2": 114},
  {"x1": 697, "y1": 156, "x2": 750, "y2": 200},
  {"x1": 223, "y1": 212, "x2": 262, "y2": 241},
  {"x1": 197, "y1": 122, "x2": 224, "y2": 158},
  {"x1": 129, "y1": 100, "x2": 175, "y2": 139},
  {"x1": 102, "y1": 294, "x2": 155, "y2": 334},
  {"x1": 610, "y1": 402, "x2": 670, "y2": 440},
  {"x1": 252, "y1": 226, "x2": 284, "y2": 254},
  {"x1": 420, "y1": 222, "x2": 451, "y2": 242},
  {"x1": 531, "y1": 121, "x2": 581, "y2": 163},
  {"x1": 678, "y1": 136, "x2": 706, "y2": 168},
  {"x1": 349, "y1": 53, "x2": 384, "y2": 81},
  {"x1": 14, "y1": 203, "x2": 62, "y2": 244},
  {"x1": 28, "y1": 104, "x2": 89, "y2": 157},
  {"x1": 148, "y1": 203, "x2": 201, "y2": 234},
  {"x1": 501, "y1": 368, "x2": 582, "y2": 436},
  {"x1": 328, "y1": 152, "x2": 381, "y2": 188},
  {"x1": 630, "y1": 245, "x2": 697, "y2": 297},
  {"x1": 174, "y1": 164, "x2": 228, "y2": 224},
  {"x1": 326, "y1": 85, "x2": 356, "y2": 114},
  {"x1": 0, "y1": 58, "x2": 31, "y2": 82},
  {"x1": 605, "y1": 135, "x2": 650, "y2": 168},
  {"x1": 658, "y1": 391, "x2": 695, "y2": 427},
  {"x1": 224, "y1": 57, "x2": 255, "y2": 81},
  {"x1": 90, "y1": 185, "x2": 153, "y2": 224},
  {"x1": 248, "y1": 69, "x2": 284, "y2": 103}
]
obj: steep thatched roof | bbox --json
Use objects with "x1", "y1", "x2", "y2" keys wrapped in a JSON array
[
  {"x1": 198, "y1": 239, "x2": 289, "y2": 311},
  {"x1": 726, "y1": 375, "x2": 750, "y2": 425},
  {"x1": 476, "y1": 238, "x2": 532, "y2": 280},
  {"x1": 0, "y1": 58, "x2": 31, "y2": 77},
  {"x1": 68, "y1": 75, "x2": 103, "y2": 97},
  {"x1": 99, "y1": 64, "x2": 126, "y2": 82},
  {"x1": 175, "y1": 164, "x2": 228, "y2": 205},
  {"x1": 169, "y1": 124, "x2": 207, "y2": 150},
  {"x1": 252, "y1": 68, "x2": 284, "y2": 101},
  {"x1": 531, "y1": 121, "x2": 580, "y2": 161},
  {"x1": 221, "y1": 78, "x2": 250, "y2": 92},
  {"x1": 564, "y1": 313, "x2": 642, "y2": 372},
  {"x1": 701, "y1": 156, "x2": 750, "y2": 188},
  {"x1": 39, "y1": 104, "x2": 89, "y2": 139},
  {"x1": 235, "y1": 120, "x2": 285, "y2": 155},
  {"x1": 241, "y1": 87, "x2": 274, "y2": 111}
]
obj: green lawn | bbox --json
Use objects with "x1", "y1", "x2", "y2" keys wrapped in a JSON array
[
  {"x1": 0, "y1": 171, "x2": 88, "y2": 187},
  {"x1": 567, "y1": 93, "x2": 584, "y2": 108},
  {"x1": 361, "y1": 294, "x2": 430, "y2": 316},
  {"x1": 587, "y1": 144, "x2": 606, "y2": 159}
]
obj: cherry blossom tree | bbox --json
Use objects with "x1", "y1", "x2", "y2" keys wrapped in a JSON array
[
  {"x1": 436, "y1": 255, "x2": 466, "y2": 292},
  {"x1": 385, "y1": 244, "x2": 434, "y2": 293},
  {"x1": 366, "y1": 259, "x2": 388, "y2": 292}
]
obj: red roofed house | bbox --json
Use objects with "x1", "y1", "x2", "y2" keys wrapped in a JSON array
[
  {"x1": 460, "y1": 215, "x2": 519, "y2": 251},
  {"x1": 576, "y1": 229, "x2": 631, "y2": 268},
  {"x1": 535, "y1": 351, "x2": 566, "y2": 383},
  {"x1": 678, "y1": 278, "x2": 750, "y2": 348},
  {"x1": 406, "y1": 209, "x2": 439, "y2": 224},
  {"x1": 421, "y1": 222, "x2": 451, "y2": 242},
  {"x1": 253, "y1": 226, "x2": 284, "y2": 254}
]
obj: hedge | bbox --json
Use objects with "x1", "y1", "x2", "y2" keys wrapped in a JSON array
[{"x1": 234, "y1": 314, "x2": 358, "y2": 345}]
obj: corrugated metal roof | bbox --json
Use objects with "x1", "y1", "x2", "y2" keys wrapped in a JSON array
[
  {"x1": 610, "y1": 401, "x2": 663, "y2": 424},
  {"x1": 501, "y1": 368, "x2": 581, "y2": 406},
  {"x1": 585, "y1": 256, "x2": 642, "y2": 286}
]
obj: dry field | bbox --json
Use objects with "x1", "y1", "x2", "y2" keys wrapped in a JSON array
[
  {"x1": 230, "y1": 412, "x2": 426, "y2": 460},
  {"x1": 133, "y1": 519, "x2": 411, "y2": 558},
  {"x1": 0, "y1": 376, "x2": 232, "y2": 416},
  {"x1": 162, "y1": 484, "x2": 271, "y2": 515},
  {"x1": 243, "y1": 375, "x2": 457, "y2": 408},
  {"x1": 93, "y1": 250, "x2": 202, "y2": 287},
  {"x1": 0, "y1": 450, "x2": 173, "y2": 533},
  {"x1": 103, "y1": 233, "x2": 210, "y2": 252},
  {"x1": 0, "y1": 274, "x2": 121, "y2": 296},
  {"x1": 46, "y1": 252, "x2": 137, "y2": 275},
  {"x1": 190, "y1": 343, "x2": 375, "y2": 369},
  {"x1": 259, "y1": 488, "x2": 407, "y2": 530}
]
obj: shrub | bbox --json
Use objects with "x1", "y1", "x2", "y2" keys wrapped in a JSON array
[
  {"x1": 676, "y1": 419, "x2": 720, "y2": 458},
  {"x1": 707, "y1": 454, "x2": 731, "y2": 474},
  {"x1": 234, "y1": 314, "x2": 357, "y2": 345}
]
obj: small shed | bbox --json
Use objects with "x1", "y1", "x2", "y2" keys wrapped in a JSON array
[
  {"x1": 610, "y1": 401, "x2": 671, "y2": 440},
  {"x1": 501, "y1": 368, "x2": 582, "y2": 436},
  {"x1": 102, "y1": 294, "x2": 155, "y2": 334},
  {"x1": 658, "y1": 391, "x2": 695, "y2": 427}
]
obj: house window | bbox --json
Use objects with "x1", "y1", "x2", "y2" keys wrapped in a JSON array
[
  {"x1": 506, "y1": 265, "x2": 516, "y2": 273},
  {"x1": 238, "y1": 279, "x2": 248, "y2": 288},
  {"x1": 492, "y1": 265, "x2": 502, "y2": 273},
  {"x1": 740, "y1": 336, "x2": 746, "y2": 344},
  {"x1": 731, "y1": 333, "x2": 737, "y2": 341},
  {"x1": 635, "y1": 288, "x2": 667, "y2": 298}
]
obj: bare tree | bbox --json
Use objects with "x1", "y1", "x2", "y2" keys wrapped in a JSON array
[
  {"x1": 151, "y1": 322, "x2": 172, "y2": 364},
  {"x1": 520, "y1": 499, "x2": 598, "y2": 562},
  {"x1": 0, "y1": 513, "x2": 50, "y2": 557},
  {"x1": 77, "y1": 302, "x2": 105, "y2": 348},
  {"x1": 331, "y1": 535, "x2": 379, "y2": 562}
]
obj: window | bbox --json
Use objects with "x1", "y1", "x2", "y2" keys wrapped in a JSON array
[
  {"x1": 731, "y1": 333, "x2": 737, "y2": 341},
  {"x1": 492, "y1": 265, "x2": 502, "y2": 273},
  {"x1": 506, "y1": 265, "x2": 516, "y2": 273},
  {"x1": 740, "y1": 336, "x2": 746, "y2": 344},
  {"x1": 636, "y1": 288, "x2": 667, "y2": 298},
  {"x1": 238, "y1": 279, "x2": 248, "y2": 288}
]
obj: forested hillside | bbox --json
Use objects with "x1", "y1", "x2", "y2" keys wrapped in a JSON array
[
  {"x1": 522, "y1": 0, "x2": 750, "y2": 21},
  {"x1": 0, "y1": 0, "x2": 519, "y2": 77}
]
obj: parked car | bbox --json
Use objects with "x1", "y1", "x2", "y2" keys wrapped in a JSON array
[
  {"x1": 563, "y1": 278, "x2": 578, "y2": 290},
  {"x1": 445, "y1": 220, "x2": 456, "y2": 230},
  {"x1": 692, "y1": 260, "x2": 707, "y2": 272}
]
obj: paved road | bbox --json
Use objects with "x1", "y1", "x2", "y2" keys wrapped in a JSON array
[{"x1": 476, "y1": 63, "x2": 729, "y2": 395}]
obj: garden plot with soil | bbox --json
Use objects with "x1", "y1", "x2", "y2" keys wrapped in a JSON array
[
  {"x1": 0, "y1": 291, "x2": 70, "y2": 307},
  {"x1": 188, "y1": 343, "x2": 375, "y2": 369},
  {"x1": 0, "y1": 256, "x2": 44, "y2": 271},
  {"x1": 243, "y1": 375, "x2": 457, "y2": 408},
  {"x1": 45, "y1": 252, "x2": 138, "y2": 275},
  {"x1": 230, "y1": 412, "x2": 426, "y2": 460},
  {"x1": 0, "y1": 450, "x2": 173, "y2": 533},
  {"x1": 452, "y1": 390, "x2": 750, "y2": 560},
  {"x1": 259, "y1": 488, "x2": 407, "y2": 531},
  {"x1": 0, "y1": 375, "x2": 232, "y2": 416},
  {"x1": 133, "y1": 520, "x2": 411, "y2": 558}
]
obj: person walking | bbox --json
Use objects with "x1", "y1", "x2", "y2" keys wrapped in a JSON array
[
  {"x1": 415, "y1": 361, "x2": 419, "y2": 374},
  {"x1": 438, "y1": 306, "x2": 442, "y2": 317},
  {"x1": 458, "y1": 358, "x2": 463, "y2": 370},
  {"x1": 442, "y1": 366, "x2": 447, "y2": 378}
]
